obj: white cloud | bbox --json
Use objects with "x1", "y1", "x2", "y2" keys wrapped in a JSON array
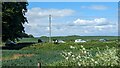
[
  {"x1": 94, "y1": 25, "x2": 115, "y2": 31},
  {"x1": 81, "y1": 5, "x2": 109, "y2": 10},
  {"x1": 71, "y1": 18, "x2": 118, "y2": 36},
  {"x1": 24, "y1": 8, "x2": 75, "y2": 37},
  {"x1": 26, "y1": 7, "x2": 75, "y2": 18},
  {"x1": 24, "y1": 17, "x2": 118, "y2": 36},
  {"x1": 73, "y1": 18, "x2": 109, "y2": 26},
  {"x1": 24, "y1": 7, "x2": 117, "y2": 37}
]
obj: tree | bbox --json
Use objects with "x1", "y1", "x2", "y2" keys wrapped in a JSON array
[
  {"x1": 28, "y1": 34, "x2": 34, "y2": 38},
  {"x1": 2, "y1": 2, "x2": 28, "y2": 42},
  {"x1": 20, "y1": 32, "x2": 29, "y2": 38}
]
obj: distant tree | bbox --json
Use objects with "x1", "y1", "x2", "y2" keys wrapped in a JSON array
[
  {"x1": 2, "y1": 2, "x2": 28, "y2": 42},
  {"x1": 19, "y1": 33, "x2": 34, "y2": 38},
  {"x1": 20, "y1": 32, "x2": 29, "y2": 38},
  {"x1": 28, "y1": 34, "x2": 34, "y2": 38},
  {"x1": 41, "y1": 36, "x2": 47, "y2": 38}
]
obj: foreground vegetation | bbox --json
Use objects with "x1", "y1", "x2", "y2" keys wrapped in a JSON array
[
  {"x1": 54, "y1": 46, "x2": 118, "y2": 66},
  {"x1": 2, "y1": 39, "x2": 119, "y2": 67}
]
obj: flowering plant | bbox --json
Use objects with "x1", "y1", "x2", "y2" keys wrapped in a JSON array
[{"x1": 60, "y1": 45, "x2": 118, "y2": 66}]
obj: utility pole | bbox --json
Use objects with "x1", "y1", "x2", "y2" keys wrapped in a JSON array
[{"x1": 49, "y1": 15, "x2": 52, "y2": 43}]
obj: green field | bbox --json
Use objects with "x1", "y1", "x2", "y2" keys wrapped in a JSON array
[
  {"x1": 17, "y1": 36, "x2": 118, "y2": 43},
  {"x1": 1, "y1": 36, "x2": 119, "y2": 67}
]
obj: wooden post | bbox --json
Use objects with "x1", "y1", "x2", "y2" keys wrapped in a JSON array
[{"x1": 38, "y1": 62, "x2": 41, "y2": 68}]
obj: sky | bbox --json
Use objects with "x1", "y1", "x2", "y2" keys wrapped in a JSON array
[
  {"x1": 24, "y1": 2, "x2": 118, "y2": 37},
  {"x1": 27, "y1": 0, "x2": 119, "y2": 2}
]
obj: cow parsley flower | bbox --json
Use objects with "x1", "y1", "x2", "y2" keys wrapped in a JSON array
[
  {"x1": 70, "y1": 46, "x2": 75, "y2": 49},
  {"x1": 65, "y1": 57, "x2": 69, "y2": 60}
]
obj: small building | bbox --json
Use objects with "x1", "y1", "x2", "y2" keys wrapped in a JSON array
[{"x1": 75, "y1": 39, "x2": 86, "y2": 43}]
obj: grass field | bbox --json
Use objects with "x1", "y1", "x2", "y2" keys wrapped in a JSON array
[
  {"x1": 1, "y1": 36, "x2": 119, "y2": 67},
  {"x1": 17, "y1": 36, "x2": 118, "y2": 43}
]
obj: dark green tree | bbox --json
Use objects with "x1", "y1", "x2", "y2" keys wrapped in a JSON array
[
  {"x1": 28, "y1": 34, "x2": 34, "y2": 38},
  {"x1": 2, "y1": 2, "x2": 28, "y2": 42},
  {"x1": 20, "y1": 32, "x2": 29, "y2": 38}
]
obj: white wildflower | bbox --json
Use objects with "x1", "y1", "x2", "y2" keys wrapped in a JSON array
[
  {"x1": 69, "y1": 51, "x2": 72, "y2": 54},
  {"x1": 68, "y1": 52, "x2": 71, "y2": 56},
  {"x1": 77, "y1": 62, "x2": 81, "y2": 66},
  {"x1": 65, "y1": 57, "x2": 69, "y2": 60},
  {"x1": 72, "y1": 55, "x2": 75, "y2": 57},
  {"x1": 76, "y1": 56, "x2": 80, "y2": 59},
  {"x1": 76, "y1": 57, "x2": 78, "y2": 59},
  {"x1": 82, "y1": 48, "x2": 85, "y2": 50},
  {"x1": 91, "y1": 58, "x2": 94, "y2": 61},
  {"x1": 84, "y1": 51, "x2": 86, "y2": 54},
  {"x1": 70, "y1": 46, "x2": 75, "y2": 49},
  {"x1": 95, "y1": 61, "x2": 98, "y2": 64},
  {"x1": 78, "y1": 55, "x2": 81, "y2": 58},
  {"x1": 111, "y1": 64, "x2": 114, "y2": 66},
  {"x1": 81, "y1": 45, "x2": 83, "y2": 48},
  {"x1": 79, "y1": 59, "x2": 82, "y2": 61},
  {"x1": 73, "y1": 58, "x2": 75, "y2": 61}
]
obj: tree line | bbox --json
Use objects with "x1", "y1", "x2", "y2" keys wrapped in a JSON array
[{"x1": 2, "y1": 2, "x2": 31, "y2": 42}]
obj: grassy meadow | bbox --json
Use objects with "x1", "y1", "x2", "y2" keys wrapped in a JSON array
[
  {"x1": 17, "y1": 36, "x2": 118, "y2": 43},
  {"x1": 1, "y1": 36, "x2": 119, "y2": 67}
]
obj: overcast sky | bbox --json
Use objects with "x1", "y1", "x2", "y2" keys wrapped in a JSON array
[{"x1": 24, "y1": 2, "x2": 118, "y2": 37}]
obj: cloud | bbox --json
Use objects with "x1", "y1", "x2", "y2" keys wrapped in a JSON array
[
  {"x1": 24, "y1": 23, "x2": 50, "y2": 36},
  {"x1": 81, "y1": 5, "x2": 109, "y2": 10},
  {"x1": 26, "y1": 7, "x2": 75, "y2": 18},
  {"x1": 24, "y1": 17, "x2": 117, "y2": 36},
  {"x1": 24, "y1": 7, "x2": 117, "y2": 37},
  {"x1": 94, "y1": 25, "x2": 116, "y2": 31},
  {"x1": 24, "y1": 8, "x2": 75, "y2": 36},
  {"x1": 73, "y1": 18, "x2": 110, "y2": 26},
  {"x1": 25, "y1": 7, "x2": 75, "y2": 26},
  {"x1": 71, "y1": 18, "x2": 117, "y2": 36}
]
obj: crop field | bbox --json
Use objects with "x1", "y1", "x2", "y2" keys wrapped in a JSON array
[{"x1": 1, "y1": 36, "x2": 120, "y2": 67}]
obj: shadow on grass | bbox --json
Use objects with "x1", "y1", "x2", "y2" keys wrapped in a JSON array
[{"x1": 1, "y1": 42, "x2": 36, "y2": 50}]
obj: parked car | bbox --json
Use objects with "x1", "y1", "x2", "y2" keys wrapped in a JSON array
[
  {"x1": 99, "y1": 39, "x2": 107, "y2": 42},
  {"x1": 75, "y1": 39, "x2": 86, "y2": 43},
  {"x1": 5, "y1": 40, "x2": 17, "y2": 46},
  {"x1": 58, "y1": 40, "x2": 66, "y2": 43},
  {"x1": 38, "y1": 39, "x2": 43, "y2": 43},
  {"x1": 53, "y1": 39, "x2": 65, "y2": 44}
]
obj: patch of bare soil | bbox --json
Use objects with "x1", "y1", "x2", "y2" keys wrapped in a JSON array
[{"x1": 1, "y1": 54, "x2": 34, "y2": 60}]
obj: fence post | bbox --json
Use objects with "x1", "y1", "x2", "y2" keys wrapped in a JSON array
[{"x1": 38, "y1": 62, "x2": 41, "y2": 68}]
